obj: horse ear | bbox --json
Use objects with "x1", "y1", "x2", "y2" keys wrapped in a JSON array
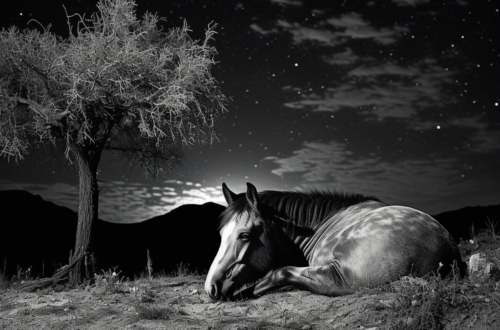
[
  {"x1": 222, "y1": 183, "x2": 238, "y2": 205},
  {"x1": 246, "y1": 182, "x2": 260, "y2": 212}
]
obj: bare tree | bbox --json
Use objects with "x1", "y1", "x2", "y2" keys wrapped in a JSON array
[{"x1": 0, "y1": 0, "x2": 228, "y2": 287}]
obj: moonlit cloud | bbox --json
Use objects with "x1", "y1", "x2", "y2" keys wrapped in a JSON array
[
  {"x1": 264, "y1": 141, "x2": 490, "y2": 213},
  {"x1": 0, "y1": 179, "x2": 225, "y2": 223},
  {"x1": 98, "y1": 180, "x2": 225, "y2": 222}
]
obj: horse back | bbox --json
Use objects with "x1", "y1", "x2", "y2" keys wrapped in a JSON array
[{"x1": 304, "y1": 203, "x2": 464, "y2": 287}]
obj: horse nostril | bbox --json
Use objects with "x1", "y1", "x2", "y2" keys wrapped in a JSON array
[{"x1": 210, "y1": 283, "x2": 220, "y2": 300}]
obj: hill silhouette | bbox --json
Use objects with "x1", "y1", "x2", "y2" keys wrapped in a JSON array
[
  {"x1": 0, "y1": 190, "x2": 224, "y2": 278},
  {"x1": 1, "y1": 190, "x2": 498, "y2": 279},
  {"x1": 432, "y1": 204, "x2": 500, "y2": 241}
]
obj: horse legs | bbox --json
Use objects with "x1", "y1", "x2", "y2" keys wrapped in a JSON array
[{"x1": 251, "y1": 261, "x2": 354, "y2": 297}]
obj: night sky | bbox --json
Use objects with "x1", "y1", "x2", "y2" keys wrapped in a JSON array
[{"x1": 1, "y1": 0, "x2": 499, "y2": 223}]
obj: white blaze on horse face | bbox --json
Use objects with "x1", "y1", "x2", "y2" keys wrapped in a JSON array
[{"x1": 204, "y1": 219, "x2": 237, "y2": 294}]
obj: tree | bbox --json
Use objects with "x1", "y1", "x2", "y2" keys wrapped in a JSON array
[{"x1": 0, "y1": 0, "x2": 228, "y2": 287}]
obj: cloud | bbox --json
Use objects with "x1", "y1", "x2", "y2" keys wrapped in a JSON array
[
  {"x1": 327, "y1": 13, "x2": 409, "y2": 45},
  {"x1": 0, "y1": 179, "x2": 225, "y2": 223},
  {"x1": 326, "y1": 12, "x2": 369, "y2": 28},
  {"x1": 270, "y1": 0, "x2": 303, "y2": 6},
  {"x1": 263, "y1": 140, "x2": 488, "y2": 213},
  {"x1": 322, "y1": 48, "x2": 361, "y2": 65},
  {"x1": 266, "y1": 13, "x2": 408, "y2": 47},
  {"x1": 97, "y1": 180, "x2": 225, "y2": 223},
  {"x1": 250, "y1": 24, "x2": 278, "y2": 35},
  {"x1": 276, "y1": 22, "x2": 340, "y2": 46},
  {"x1": 391, "y1": 0, "x2": 430, "y2": 6},
  {"x1": 285, "y1": 59, "x2": 456, "y2": 120}
]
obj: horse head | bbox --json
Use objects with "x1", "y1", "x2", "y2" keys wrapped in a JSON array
[{"x1": 204, "y1": 182, "x2": 306, "y2": 301}]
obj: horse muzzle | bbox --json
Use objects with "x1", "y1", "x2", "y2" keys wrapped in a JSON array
[{"x1": 206, "y1": 263, "x2": 253, "y2": 301}]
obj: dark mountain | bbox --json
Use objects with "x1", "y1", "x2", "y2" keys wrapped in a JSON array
[
  {"x1": 432, "y1": 205, "x2": 500, "y2": 242},
  {"x1": 0, "y1": 190, "x2": 77, "y2": 278},
  {"x1": 90, "y1": 202, "x2": 224, "y2": 278},
  {"x1": 0, "y1": 190, "x2": 224, "y2": 278}
]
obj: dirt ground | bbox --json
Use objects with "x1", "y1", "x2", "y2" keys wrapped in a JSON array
[
  {"x1": 1, "y1": 237, "x2": 499, "y2": 330},
  {"x1": 1, "y1": 274, "x2": 498, "y2": 330}
]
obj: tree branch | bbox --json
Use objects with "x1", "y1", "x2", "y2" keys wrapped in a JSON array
[
  {"x1": 20, "y1": 58, "x2": 56, "y2": 98},
  {"x1": 17, "y1": 98, "x2": 70, "y2": 122}
]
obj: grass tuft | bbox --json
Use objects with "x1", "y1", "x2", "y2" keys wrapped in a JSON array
[
  {"x1": 135, "y1": 304, "x2": 173, "y2": 320},
  {"x1": 134, "y1": 303, "x2": 188, "y2": 321},
  {"x1": 92, "y1": 267, "x2": 125, "y2": 292},
  {"x1": 483, "y1": 216, "x2": 499, "y2": 239},
  {"x1": 168, "y1": 262, "x2": 200, "y2": 278}
]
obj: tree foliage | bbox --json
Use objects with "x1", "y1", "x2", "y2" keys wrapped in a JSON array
[{"x1": 0, "y1": 0, "x2": 227, "y2": 176}]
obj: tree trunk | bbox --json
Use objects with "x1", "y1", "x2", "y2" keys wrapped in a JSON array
[
  {"x1": 18, "y1": 127, "x2": 112, "y2": 292},
  {"x1": 68, "y1": 144, "x2": 100, "y2": 286}
]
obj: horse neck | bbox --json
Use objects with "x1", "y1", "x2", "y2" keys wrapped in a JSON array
[{"x1": 269, "y1": 222, "x2": 310, "y2": 267}]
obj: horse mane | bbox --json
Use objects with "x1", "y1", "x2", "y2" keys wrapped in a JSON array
[{"x1": 218, "y1": 189, "x2": 382, "y2": 232}]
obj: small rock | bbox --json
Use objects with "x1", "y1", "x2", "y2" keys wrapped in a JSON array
[
  {"x1": 469, "y1": 253, "x2": 485, "y2": 272},
  {"x1": 379, "y1": 299, "x2": 394, "y2": 308},
  {"x1": 469, "y1": 253, "x2": 500, "y2": 280}
]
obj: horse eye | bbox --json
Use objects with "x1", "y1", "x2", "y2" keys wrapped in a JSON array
[{"x1": 239, "y1": 232, "x2": 250, "y2": 240}]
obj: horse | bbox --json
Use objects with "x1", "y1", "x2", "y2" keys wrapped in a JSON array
[{"x1": 204, "y1": 182, "x2": 466, "y2": 301}]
